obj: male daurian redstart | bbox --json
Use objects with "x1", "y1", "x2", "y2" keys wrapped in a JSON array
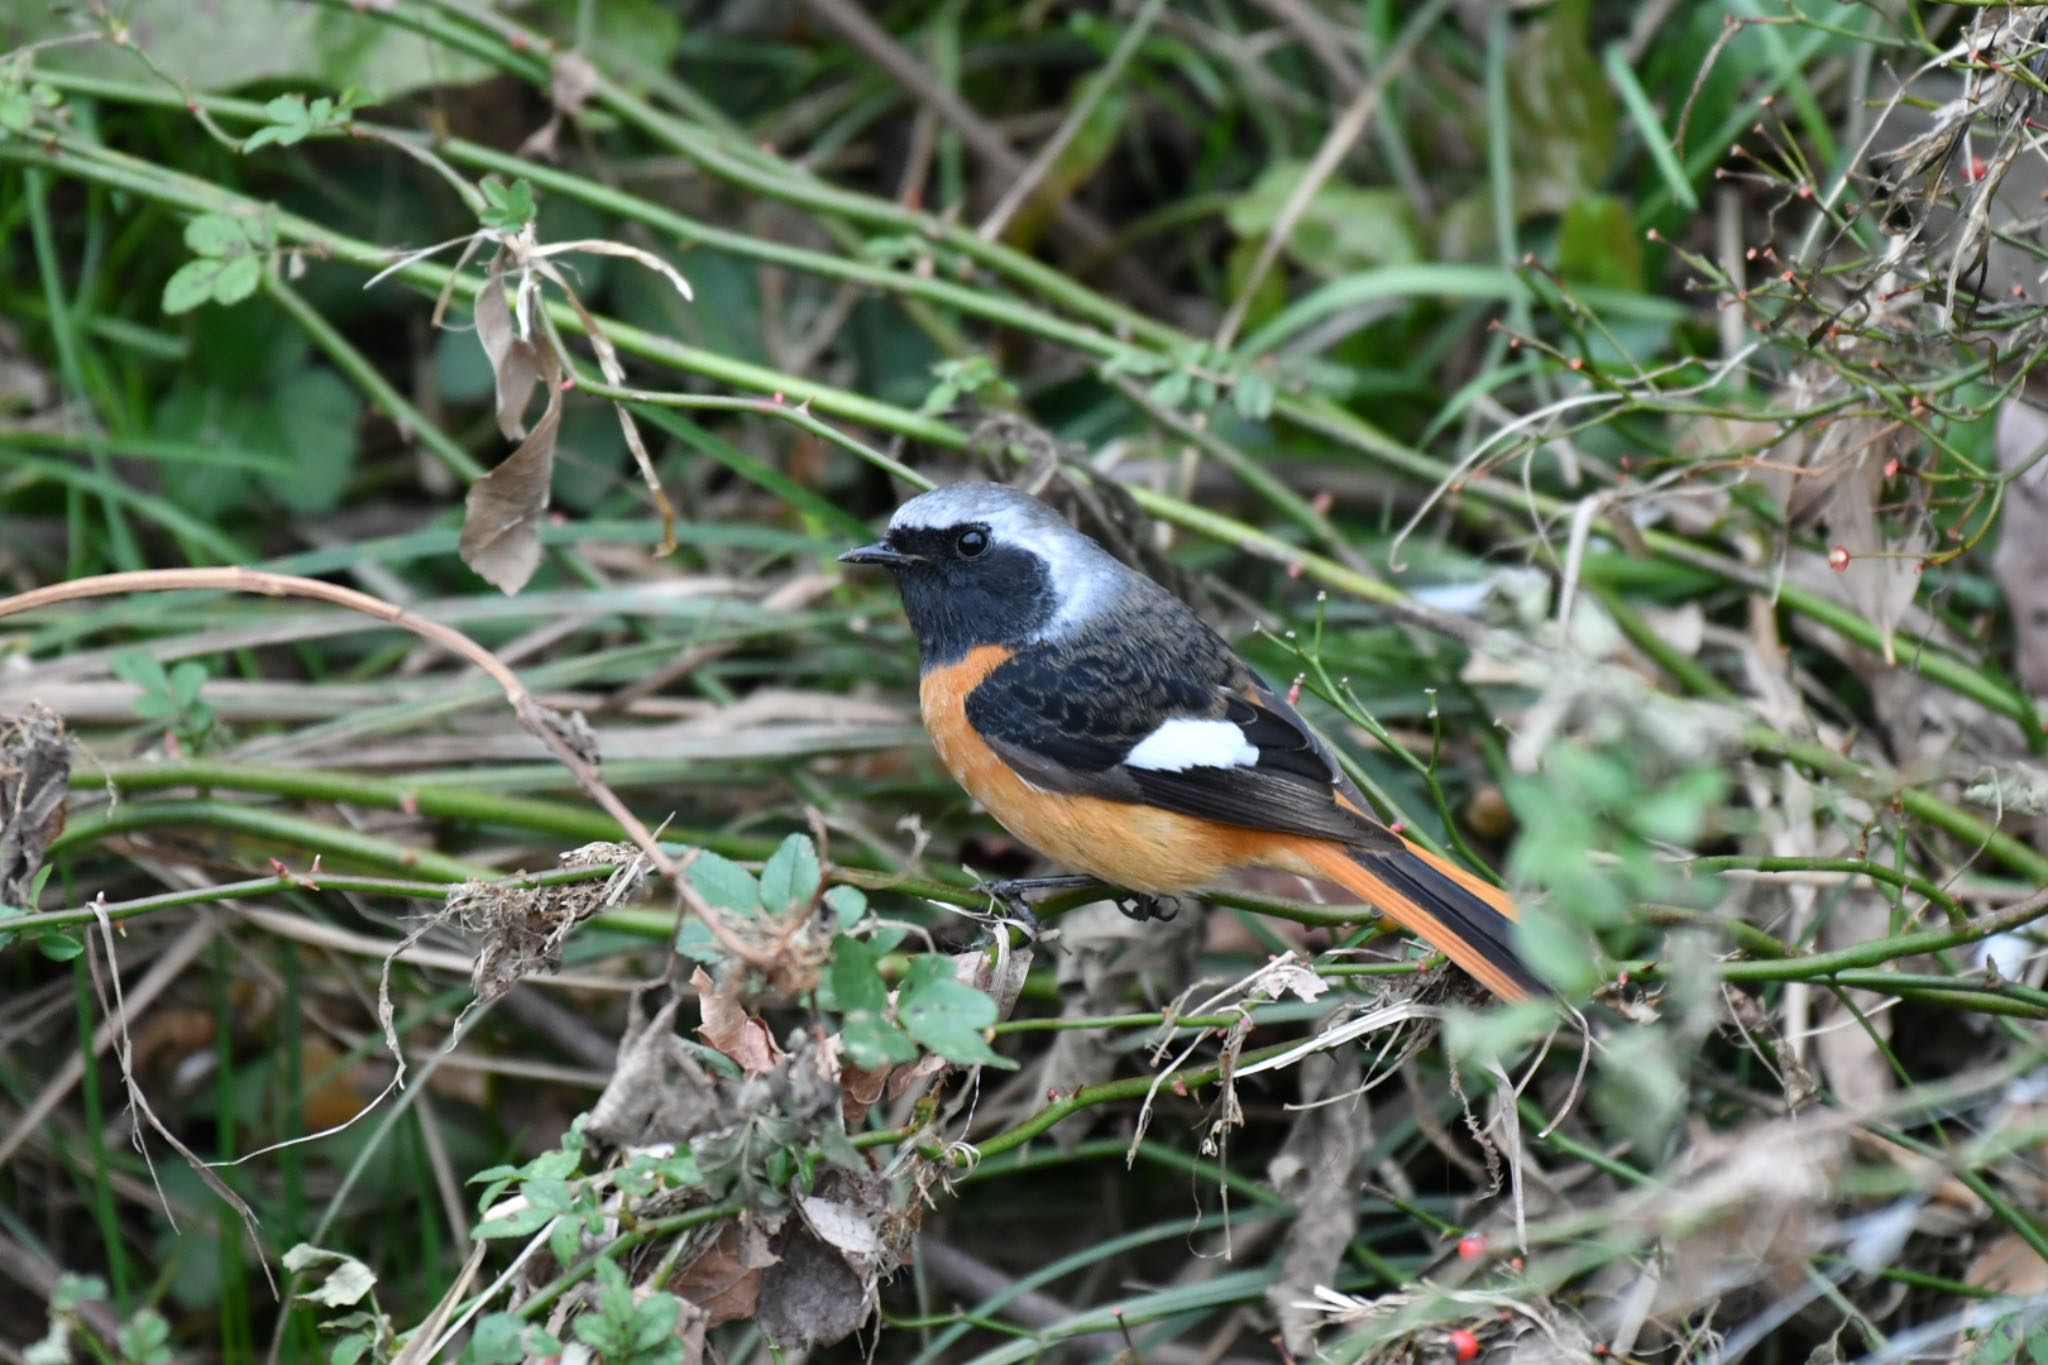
[{"x1": 842, "y1": 483, "x2": 1542, "y2": 1001}]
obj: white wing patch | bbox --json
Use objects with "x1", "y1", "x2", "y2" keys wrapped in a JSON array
[{"x1": 1124, "y1": 717, "x2": 1259, "y2": 772}]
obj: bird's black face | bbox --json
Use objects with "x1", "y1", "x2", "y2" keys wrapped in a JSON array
[{"x1": 841, "y1": 520, "x2": 1055, "y2": 665}]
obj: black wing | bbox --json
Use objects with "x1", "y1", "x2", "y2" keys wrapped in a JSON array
[{"x1": 964, "y1": 606, "x2": 1400, "y2": 853}]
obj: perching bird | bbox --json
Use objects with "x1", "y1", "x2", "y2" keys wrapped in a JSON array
[{"x1": 841, "y1": 482, "x2": 1542, "y2": 1001}]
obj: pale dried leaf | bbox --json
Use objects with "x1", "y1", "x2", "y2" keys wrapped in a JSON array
[
  {"x1": 797, "y1": 1195, "x2": 881, "y2": 1263},
  {"x1": 460, "y1": 356, "x2": 562, "y2": 594},
  {"x1": 691, "y1": 966, "x2": 787, "y2": 1077},
  {"x1": 475, "y1": 249, "x2": 546, "y2": 440}
]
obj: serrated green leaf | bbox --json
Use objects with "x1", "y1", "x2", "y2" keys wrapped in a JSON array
[
  {"x1": 897, "y1": 955, "x2": 1012, "y2": 1069},
  {"x1": 685, "y1": 850, "x2": 759, "y2": 916},
  {"x1": 831, "y1": 933, "x2": 917, "y2": 1069},
  {"x1": 183, "y1": 214, "x2": 246, "y2": 257},
  {"x1": 211, "y1": 253, "x2": 263, "y2": 306},
  {"x1": 263, "y1": 94, "x2": 309, "y2": 124},
  {"x1": 162, "y1": 258, "x2": 224, "y2": 315},
  {"x1": 328, "y1": 1334, "x2": 372, "y2": 1365},
  {"x1": 759, "y1": 833, "x2": 821, "y2": 915}
]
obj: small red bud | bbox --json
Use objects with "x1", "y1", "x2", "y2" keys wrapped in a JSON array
[
  {"x1": 1457, "y1": 1234, "x2": 1487, "y2": 1261},
  {"x1": 1969, "y1": 155, "x2": 1988, "y2": 182},
  {"x1": 1450, "y1": 1328, "x2": 1481, "y2": 1362},
  {"x1": 1828, "y1": 546, "x2": 1851, "y2": 572}
]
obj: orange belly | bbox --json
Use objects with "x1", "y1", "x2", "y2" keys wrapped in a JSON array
[{"x1": 919, "y1": 646, "x2": 1276, "y2": 892}]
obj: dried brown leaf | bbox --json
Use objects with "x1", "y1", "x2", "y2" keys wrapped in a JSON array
[
  {"x1": 691, "y1": 966, "x2": 787, "y2": 1078},
  {"x1": 667, "y1": 1222, "x2": 765, "y2": 1327},
  {"x1": 474, "y1": 251, "x2": 546, "y2": 441},
  {"x1": 460, "y1": 353, "x2": 562, "y2": 594}
]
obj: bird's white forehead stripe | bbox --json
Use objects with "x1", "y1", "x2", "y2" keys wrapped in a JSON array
[
  {"x1": 887, "y1": 485, "x2": 1116, "y2": 638},
  {"x1": 1124, "y1": 718, "x2": 1258, "y2": 772}
]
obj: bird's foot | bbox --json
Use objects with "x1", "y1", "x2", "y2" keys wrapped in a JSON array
[{"x1": 1113, "y1": 892, "x2": 1184, "y2": 923}]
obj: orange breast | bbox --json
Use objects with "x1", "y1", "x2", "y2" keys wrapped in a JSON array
[{"x1": 919, "y1": 645, "x2": 1270, "y2": 893}]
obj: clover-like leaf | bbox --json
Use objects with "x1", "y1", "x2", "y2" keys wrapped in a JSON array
[
  {"x1": 897, "y1": 955, "x2": 1012, "y2": 1069},
  {"x1": 759, "y1": 833, "x2": 821, "y2": 915},
  {"x1": 830, "y1": 933, "x2": 916, "y2": 1069},
  {"x1": 685, "y1": 850, "x2": 760, "y2": 917}
]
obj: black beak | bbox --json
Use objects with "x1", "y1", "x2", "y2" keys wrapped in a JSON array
[{"x1": 839, "y1": 542, "x2": 915, "y2": 568}]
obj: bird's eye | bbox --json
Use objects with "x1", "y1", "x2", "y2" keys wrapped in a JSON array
[{"x1": 955, "y1": 527, "x2": 989, "y2": 558}]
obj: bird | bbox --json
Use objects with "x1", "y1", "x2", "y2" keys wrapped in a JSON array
[{"x1": 840, "y1": 482, "x2": 1544, "y2": 1001}]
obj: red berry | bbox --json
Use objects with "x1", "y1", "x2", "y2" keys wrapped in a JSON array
[
  {"x1": 1828, "y1": 545, "x2": 1851, "y2": 572},
  {"x1": 1457, "y1": 1234, "x2": 1486, "y2": 1261},
  {"x1": 1450, "y1": 1328, "x2": 1481, "y2": 1362}
]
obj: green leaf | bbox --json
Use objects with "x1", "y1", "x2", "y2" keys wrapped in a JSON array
[
  {"x1": 328, "y1": 1333, "x2": 372, "y2": 1365},
  {"x1": 183, "y1": 213, "x2": 246, "y2": 258},
  {"x1": 118, "y1": 1309, "x2": 173, "y2": 1365},
  {"x1": 823, "y1": 884, "x2": 867, "y2": 928},
  {"x1": 897, "y1": 955, "x2": 1013, "y2": 1069},
  {"x1": 211, "y1": 252, "x2": 263, "y2": 307},
  {"x1": 674, "y1": 918, "x2": 722, "y2": 964},
  {"x1": 111, "y1": 648, "x2": 171, "y2": 696},
  {"x1": 685, "y1": 850, "x2": 759, "y2": 916},
  {"x1": 168, "y1": 661, "x2": 207, "y2": 710},
  {"x1": 52, "y1": 1273, "x2": 106, "y2": 1311},
  {"x1": 1557, "y1": 194, "x2": 1643, "y2": 292},
  {"x1": 1230, "y1": 369, "x2": 1276, "y2": 422},
  {"x1": 548, "y1": 1217, "x2": 581, "y2": 1273},
  {"x1": 36, "y1": 931, "x2": 83, "y2": 963},
  {"x1": 162, "y1": 258, "x2": 224, "y2": 315},
  {"x1": 478, "y1": 176, "x2": 536, "y2": 232},
  {"x1": 758, "y1": 833, "x2": 821, "y2": 915},
  {"x1": 472, "y1": 1203, "x2": 553, "y2": 1239},
  {"x1": 263, "y1": 94, "x2": 309, "y2": 124},
  {"x1": 831, "y1": 933, "x2": 917, "y2": 1069},
  {"x1": 459, "y1": 1314, "x2": 524, "y2": 1365},
  {"x1": 282, "y1": 1244, "x2": 376, "y2": 1307},
  {"x1": 1147, "y1": 368, "x2": 1192, "y2": 410}
]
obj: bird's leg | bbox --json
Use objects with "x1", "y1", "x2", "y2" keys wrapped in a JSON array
[
  {"x1": 972, "y1": 874, "x2": 1104, "y2": 928},
  {"x1": 973, "y1": 875, "x2": 1185, "y2": 925}
]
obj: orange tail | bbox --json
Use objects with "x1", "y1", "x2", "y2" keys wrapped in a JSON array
[{"x1": 1294, "y1": 839, "x2": 1544, "y2": 1002}]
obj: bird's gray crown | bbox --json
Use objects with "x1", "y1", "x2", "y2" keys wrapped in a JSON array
[{"x1": 889, "y1": 482, "x2": 1120, "y2": 636}]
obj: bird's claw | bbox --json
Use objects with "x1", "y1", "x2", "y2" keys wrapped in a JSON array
[{"x1": 1114, "y1": 893, "x2": 1182, "y2": 923}]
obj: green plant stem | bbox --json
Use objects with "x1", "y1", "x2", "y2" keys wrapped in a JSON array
[{"x1": 51, "y1": 798, "x2": 493, "y2": 882}]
